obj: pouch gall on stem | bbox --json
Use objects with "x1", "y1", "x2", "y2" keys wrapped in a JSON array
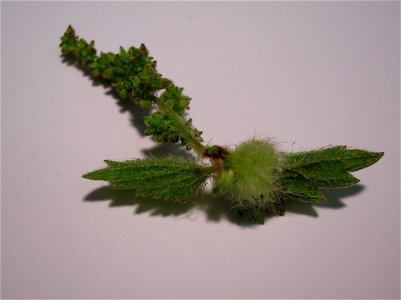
[{"x1": 214, "y1": 139, "x2": 283, "y2": 224}]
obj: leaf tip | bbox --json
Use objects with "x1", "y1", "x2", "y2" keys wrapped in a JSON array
[
  {"x1": 104, "y1": 160, "x2": 117, "y2": 167},
  {"x1": 356, "y1": 150, "x2": 384, "y2": 171},
  {"x1": 82, "y1": 172, "x2": 93, "y2": 179}
]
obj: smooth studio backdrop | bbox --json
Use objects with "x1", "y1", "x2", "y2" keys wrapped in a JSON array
[{"x1": 2, "y1": 2, "x2": 400, "y2": 299}]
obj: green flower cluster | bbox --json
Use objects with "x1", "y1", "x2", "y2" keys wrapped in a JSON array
[
  {"x1": 60, "y1": 25, "x2": 203, "y2": 151},
  {"x1": 144, "y1": 110, "x2": 202, "y2": 148}
]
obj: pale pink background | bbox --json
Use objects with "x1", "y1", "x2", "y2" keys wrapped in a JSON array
[{"x1": 2, "y1": 2, "x2": 400, "y2": 299}]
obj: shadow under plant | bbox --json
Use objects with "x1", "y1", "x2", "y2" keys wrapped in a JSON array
[{"x1": 84, "y1": 184, "x2": 365, "y2": 225}]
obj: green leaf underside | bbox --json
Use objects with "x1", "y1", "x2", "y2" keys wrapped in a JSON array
[
  {"x1": 278, "y1": 146, "x2": 383, "y2": 205},
  {"x1": 83, "y1": 157, "x2": 214, "y2": 202}
]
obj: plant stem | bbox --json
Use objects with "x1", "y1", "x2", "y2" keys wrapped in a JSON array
[{"x1": 168, "y1": 111, "x2": 206, "y2": 155}]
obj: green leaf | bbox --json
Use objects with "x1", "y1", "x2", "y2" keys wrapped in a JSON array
[
  {"x1": 279, "y1": 146, "x2": 383, "y2": 204},
  {"x1": 285, "y1": 146, "x2": 383, "y2": 172},
  {"x1": 83, "y1": 157, "x2": 214, "y2": 202},
  {"x1": 278, "y1": 172, "x2": 326, "y2": 204},
  {"x1": 288, "y1": 161, "x2": 360, "y2": 188},
  {"x1": 334, "y1": 149, "x2": 384, "y2": 172}
]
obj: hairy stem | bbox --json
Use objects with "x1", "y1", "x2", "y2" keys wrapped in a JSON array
[{"x1": 166, "y1": 111, "x2": 206, "y2": 156}]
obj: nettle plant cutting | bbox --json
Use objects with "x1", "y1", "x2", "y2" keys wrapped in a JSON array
[{"x1": 60, "y1": 26, "x2": 383, "y2": 224}]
